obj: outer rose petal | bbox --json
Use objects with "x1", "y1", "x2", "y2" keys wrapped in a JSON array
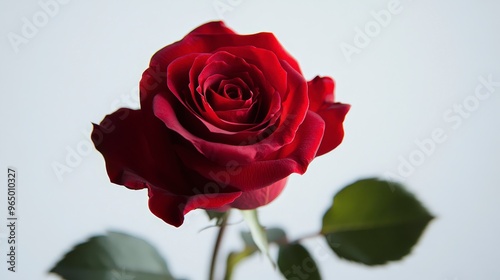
[
  {"x1": 307, "y1": 76, "x2": 350, "y2": 156},
  {"x1": 91, "y1": 108, "x2": 242, "y2": 227},
  {"x1": 91, "y1": 108, "x2": 179, "y2": 190},
  {"x1": 315, "y1": 103, "x2": 350, "y2": 156},
  {"x1": 148, "y1": 186, "x2": 241, "y2": 227},
  {"x1": 187, "y1": 32, "x2": 302, "y2": 74},
  {"x1": 187, "y1": 21, "x2": 236, "y2": 35},
  {"x1": 227, "y1": 178, "x2": 287, "y2": 209},
  {"x1": 308, "y1": 76, "x2": 335, "y2": 112}
]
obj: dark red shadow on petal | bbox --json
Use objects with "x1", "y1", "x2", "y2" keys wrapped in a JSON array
[{"x1": 91, "y1": 108, "x2": 243, "y2": 227}]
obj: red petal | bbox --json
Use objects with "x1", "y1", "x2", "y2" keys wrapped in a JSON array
[
  {"x1": 174, "y1": 111, "x2": 325, "y2": 191},
  {"x1": 188, "y1": 32, "x2": 302, "y2": 74},
  {"x1": 187, "y1": 21, "x2": 236, "y2": 35},
  {"x1": 146, "y1": 31, "x2": 302, "y2": 84},
  {"x1": 274, "y1": 111, "x2": 325, "y2": 171},
  {"x1": 153, "y1": 61, "x2": 310, "y2": 165},
  {"x1": 315, "y1": 103, "x2": 350, "y2": 156},
  {"x1": 91, "y1": 109, "x2": 184, "y2": 190},
  {"x1": 92, "y1": 108, "x2": 242, "y2": 227},
  {"x1": 307, "y1": 76, "x2": 335, "y2": 112},
  {"x1": 214, "y1": 46, "x2": 289, "y2": 95},
  {"x1": 228, "y1": 178, "x2": 287, "y2": 209},
  {"x1": 148, "y1": 186, "x2": 241, "y2": 227},
  {"x1": 141, "y1": 24, "x2": 303, "y2": 112}
]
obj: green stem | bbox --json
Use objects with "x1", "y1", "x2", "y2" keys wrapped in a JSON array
[{"x1": 209, "y1": 212, "x2": 229, "y2": 280}]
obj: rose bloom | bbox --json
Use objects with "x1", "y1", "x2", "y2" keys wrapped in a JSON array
[{"x1": 92, "y1": 21, "x2": 349, "y2": 227}]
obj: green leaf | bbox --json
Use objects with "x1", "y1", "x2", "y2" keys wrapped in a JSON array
[
  {"x1": 224, "y1": 247, "x2": 256, "y2": 280},
  {"x1": 322, "y1": 178, "x2": 434, "y2": 265},
  {"x1": 240, "y1": 210, "x2": 274, "y2": 266},
  {"x1": 50, "y1": 231, "x2": 181, "y2": 280},
  {"x1": 241, "y1": 228, "x2": 287, "y2": 247},
  {"x1": 278, "y1": 243, "x2": 321, "y2": 280}
]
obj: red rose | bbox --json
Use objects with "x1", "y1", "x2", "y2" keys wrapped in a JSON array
[{"x1": 92, "y1": 21, "x2": 349, "y2": 227}]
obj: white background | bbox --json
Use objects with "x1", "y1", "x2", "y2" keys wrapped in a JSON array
[{"x1": 1, "y1": 0, "x2": 500, "y2": 279}]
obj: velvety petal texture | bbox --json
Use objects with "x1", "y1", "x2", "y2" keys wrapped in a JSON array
[
  {"x1": 92, "y1": 21, "x2": 349, "y2": 227},
  {"x1": 307, "y1": 76, "x2": 350, "y2": 156}
]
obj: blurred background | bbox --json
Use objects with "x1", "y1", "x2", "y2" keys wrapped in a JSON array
[{"x1": 1, "y1": 0, "x2": 500, "y2": 279}]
